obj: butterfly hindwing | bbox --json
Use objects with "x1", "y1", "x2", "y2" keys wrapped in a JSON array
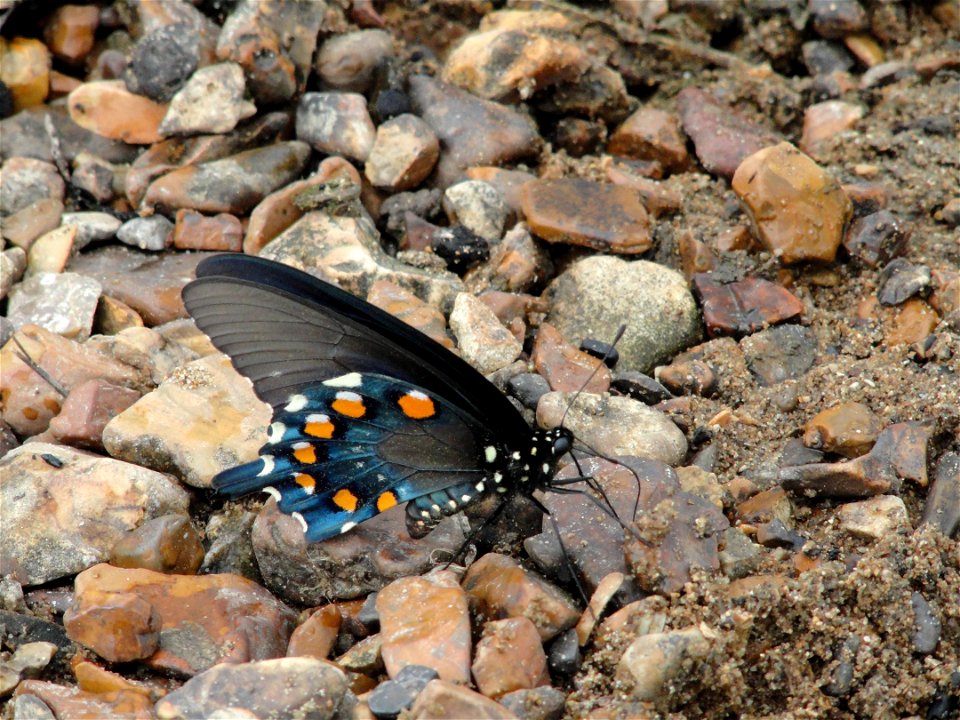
[{"x1": 213, "y1": 373, "x2": 500, "y2": 542}]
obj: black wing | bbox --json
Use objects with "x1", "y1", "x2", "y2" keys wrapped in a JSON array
[{"x1": 181, "y1": 253, "x2": 528, "y2": 437}]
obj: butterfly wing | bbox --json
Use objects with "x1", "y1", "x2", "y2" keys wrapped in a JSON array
[{"x1": 182, "y1": 254, "x2": 528, "y2": 438}]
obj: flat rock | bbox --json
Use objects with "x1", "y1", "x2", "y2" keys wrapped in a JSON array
[
  {"x1": 296, "y1": 92, "x2": 376, "y2": 162},
  {"x1": 0, "y1": 443, "x2": 189, "y2": 586},
  {"x1": 608, "y1": 107, "x2": 689, "y2": 174},
  {"x1": 316, "y1": 29, "x2": 394, "y2": 92},
  {"x1": 48, "y1": 378, "x2": 141, "y2": 451},
  {"x1": 116, "y1": 215, "x2": 174, "y2": 252},
  {"x1": 692, "y1": 274, "x2": 804, "y2": 338},
  {"x1": 103, "y1": 353, "x2": 271, "y2": 488},
  {"x1": 410, "y1": 679, "x2": 516, "y2": 720},
  {"x1": 837, "y1": 495, "x2": 909, "y2": 540},
  {"x1": 109, "y1": 514, "x2": 205, "y2": 575},
  {"x1": 531, "y1": 323, "x2": 610, "y2": 394},
  {"x1": 922, "y1": 452, "x2": 959, "y2": 537},
  {"x1": 1, "y1": 198, "x2": 63, "y2": 250},
  {"x1": 60, "y1": 212, "x2": 121, "y2": 249},
  {"x1": 367, "y1": 280, "x2": 454, "y2": 349},
  {"x1": 287, "y1": 605, "x2": 342, "y2": 659},
  {"x1": 0, "y1": 106, "x2": 140, "y2": 165},
  {"x1": 545, "y1": 256, "x2": 701, "y2": 373},
  {"x1": 26, "y1": 224, "x2": 76, "y2": 274},
  {"x1": 741, "y1": 324, "x2": 817, "y2": 386},
  {"x1": 443, "y1": 180, "x2": 508, "y2": 242},
  {"x1": 365, "y1": 113, "x2": 439, "y2": 191},
  {"x1": 732, "y1": 141, "x2": 852, "y2": 265},
  {"x1": 803, "y1": 401, "x2": 881, "y2": 458},
  {"x1": 154, "y1": 657, "x2": 348, "y2": 719},
  {"x1": 64, "y1": 563, "x2": 296, "y2": 674},
  {"x1": 6, "y1": 272, "x2": 102, "y2": 341},
  {"x1": 67, "y1": 80, "x2": 168, "y2": 144},
  {"x1": 472, "y1": 617, "x2": 549, "y2": 698},
  {"x1": 0, "y1": 158, "x2": 64, "y2": 215},
  {"x1": 449, "y1": 293, "x2": 522, "y2": 375},
  {"x1": 13, "y1": 680, "x2": 154, "y2": 719},
  {"x1": 159, "y1": 62, "x2": 256, "y2": 136},
  {"x1": 172, "y1": 209, "x2": 243, "y2": 252},
  {"x1": 377, "y1": 572, "x2": 472, "y2": 683}
]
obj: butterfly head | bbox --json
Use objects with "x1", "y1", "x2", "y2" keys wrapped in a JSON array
[{"x1": 503, "y1": 427, "x2": 574, "y2": 491}]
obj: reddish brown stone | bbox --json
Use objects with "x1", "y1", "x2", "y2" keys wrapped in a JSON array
[
  {"x1": 657, "y1": 359, "x2": 717, "y2": 397},
  {"x1": 67, "y1": 81, "x2": 167, "y2": 144},
  {"x1": 94, "y1": 296, "x2": 145, "y2": 335},
  {"x1": 531, "y1": 322, "x2": 610, "y2": 393},
  {"x1": 287, "y1": 605, "x2": 342, "y2": 660},
  {"x1": 365, "y1": 114, "x2": 440, "y2": 191},
  {"x1": 803, "y1": 402, "x2": 881, "y2": 458},
  {"x1": 367, "y1": 280, "x2": 454, "y2": 349},
  {"x1": 714, "y1": 224, "x2": 755, "y2": 252},
  {"x1": 886, "y1": 298, "x2": 939, "y2": 346},
  {"x1": 678, "y1": 232, "x2": 715, "y2": 278},
  {"x1": 693, "y1": 274, "x2": 804, "y2": 337},
  {"x1": 605, "y1": 164, "x2": 682, "y2": 217},
  {"x1": 377, "y1": 572, "x2": 471, "y2": 683},
  {"x1": 799, "y1": 101, "x2": 863, "y2": 159},
  {"x1": 110, "y1": 515, "x2": 205, "y2": 575},
  {"x1": 522, "y1": 178, "x2": 651, "y2": 254},
  {"x1": 472, "y1": 617, "x2": 549, "y2": 699},
  {"x1": 173, "y1": 209, "x2": 243, "y2": 252},
  {"x1": 64, "y1": 590, "x2": 161, "y2": 663},
  {"x1": 44, "y1": 5, "x2": 100, "y2": 64},
  {"x1": 14, "y1": 680, "x2": 155, "y2": 719},
  {"x1": 844, "y1": 210, "x2": 911, "y2": 267},
  {"x1": 1, "y1": 198, "x2": 63, "y2": 250},
  {"x1": 608, "y1": 108, "x2": 689, "y2": 173},
  {"x1": 411, "y1": 679, "x2": 515, "y2": 719},
  {"x1": 48, "y1": 379, "x2": 141, "y2": 450},
  {"x1": 736, "y1": 487, "x2": 792, "y2": 526},
  {"x1": 462, "y1": 553, "x2": 579, "y2": 641}
]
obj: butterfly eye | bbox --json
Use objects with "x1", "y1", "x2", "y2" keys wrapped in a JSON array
[{"x1": 553, "y1": 435, "x2": 571, "y2": 456}]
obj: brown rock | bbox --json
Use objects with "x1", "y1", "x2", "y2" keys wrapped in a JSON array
[
  {"x1": 531, "y1": 323, "x2": 610, "y2": 393},
  {"x1": 14, "y1": 679, "x2": 155, "y2": 719},
  {"x1": 110, "y1": 514, "x2": 205, "y2": 575},
  {"x1": 799, "y1": 101, "x2": 863, "y2": 160},
  {"x1": 365, "y1": 114, "x2": 440, "y2": 191},
  {"x1": 608, "y1": 108, "x2": 689, "y2": 173},
  {"x1": 463, "y1": 553, "x2": 578, "y2": 642},
  {"x1": 678, "y1": 232, "x2": 715, "y2": 278},
  {"x1": 732, "y1": 142, "x2": 852, "y2": 264},
  {"x1": 449, "y1": 293, "x2": 522, "y2": 375},
  {"x1": 142, "y1": 141, "x2": 311, "y2": 214},
  {"x1": 336, "y1": 633, "x2": 384, "y2": 675},
  {"x1": 886, "y1": 298, "x2": 939, "y2": 346},
  {"x1": 45, "y1": 5, "x2": 100, "y2": 64},
  {"x1": 48, "y1": 379, "x2": 141, "y2": 451},
  {"x1": 296, "y1": 92, "x2": 375, "y2": 162},
  {"x1": 244, "y1": 156, "x2": 361, "y2": 255},
  {"x1": 837, "y1": 495, "x2": 908, "y2": 541},
  {"x1": 521, "y1": 178, "x2": 651, "y2": 254},
  {"x1": 377, "y1": 572, "x2": 471, "y2": 683},
  {"x1": 811, "y1": 0, "x2": 868, "y2": 38},
  {"x1": 617, "y1": 626, "x2": 713, "y2": 703},
  {"x1": 411, "y1": 679, "x2": 516, "y2": 720},
  {"x1": 714, "y1": 224, "x2": 756, "y2": 252},
  {"x1": 693, "y1": 274, "x2": 804, "y2": 337},
  {"x1": 844, "y1": 210, "x2": 911, "y2": 267},
  {"x1": 605, "y1": 165, "x2": 683, "y2": 217},
  {"x1": 65, "y1": 563, "x2": 296, "y2": 675},
  {"x1": 64, "y1": 590, "x2": 161, "y2": 663},
  {"x1": 172, "y1": 209, "x2": 243, "y2": 252},
  {"x1": 736, "y1": 487, "x2": 792, "y2": 526},
  {"x1": 368, "y1": 280, "x2": 454, "y2": 349},
  {"x1": 922, "y1": 452, "x2": 959, "y2": 537},
  {"x1": 1, "y1": 198, "x2": 64, "y2": 250},
  {"x1": 315, "y1": 29, "x2": 394, "y2": 93},
  {"x1": 287, "y1": 605, "x2": 342, "y2": 660},
  {"x1": 67, "y1": 81, "x2": 167, "y2": 144},
  {"x1": 657, "y1": 359, "x2": 717, "y2": 397},
  {"x1": 465, "y1": 224, "x2": 551, "y2": 295},
  {"x1": 465, "y1": 166, "x2": 536, "y2": 217},
  {"x1": 73, "y1": 659, "x2": 154, "y2": 698},
  {"x1": 677, "y1": 87, "x2": 781, "y2": 179},
  {"x1": 575, "y1": 571, "x2": 626, "y2": 645},
  {"x1": 803, "y1": 401, "x2": 881, "y2": 458},
  {"x1": 1, "y1": 157, "x2": 65, "y2": 216},
  {"x1": 26, "y1": 224, "x2": 76, "y2": 274},
  {"x1": 472, "y1": 617, "x2": 549, "y2": 699},
  {"x1": 0, "y1": 37, "x2": 50, "y2": 112}
]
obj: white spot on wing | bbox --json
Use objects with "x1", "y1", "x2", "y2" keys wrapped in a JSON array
[
  {"x1": 408, "y1": 389, "x2": 429, "y2": 400},
  {"x1": 542, "y1": 463, "x2": 550, "y2": 474},
  {"x1": 292, "y1": 511, "x2": 308, "y2": 532},
  {"x1": 340, "y1": 521, "x2": 357, "y2": 533},
  {"x1": 305, "y1": 413, "x2": 330, "y2": 424},
  {"x1": 284, "y1": 394, "x2": 308, "y2": 412},
  {"x1": 461, "y1": 494, "x2": 471, "y2": 503},
  {"x1": 263, "y1": 486, "x2": 281, "y2": 501},
  {"x1": 257, "y1": 455, "x2": 275, "y2": 477},
  {"x1": 447, "y1": 499, "x2": 457, "y2": 510},
  {"x1": 475, "y1": 481, "x2": 485, "y2": 493},
  {"x1": 267, "y1": 422, "x2": 286, "y2": 444},
  {"x1": 335, "y1": 390, "x2": 363, "y2": 402},
  {"x1": 485, "y1": 446, "x2": 497, "y2": 463},
  {"x1": 324, "y1": 373, "x2": 363, "y2": 388}
]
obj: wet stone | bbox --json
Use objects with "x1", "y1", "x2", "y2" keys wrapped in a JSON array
[
  {"x1": 507, "y1": 373, "x2": 551, "y2": 410},
  {"x1": 462, "y1": 553, "x2": 579, "y2": 642},
  {"x1": 499, "y1": 686, "x2": 566, "y2": 720},
  {"x1": 799, "y1": 101, "x2": 863, "y2": 159},
  {"x1": 718, "y1": 527, "x2": 762, "y2": 579},
  {"x1": 657, "y1": 359, "x2": 717, "y2": 397},
  {"x1": 877, "y1": 258, "x2": 932, "y2": 306},
  {"x1": 65, "y1": 563, "x2": 296, "y2": 674},
  {"x1": 617, "y1": 625, "x2": 713, "y2": 703},
  {"x1": 803, "y1": 401, "x2": 881, "y2": 458},
  {"x1": 13, "y1": 680, "x2": 153, "y2": 719},
  {"x1": 910, "y1": 591, "x2": 941, "y2": 654},
  {"x1": 316, "y1": 29, "x2": 394, "y2": 93},
  {"x1": 109, "y1": 514, "x2": 205, "y2": 575},
  {"x1": 297, "y1": 92, "x2": 376, "y2": 162},
  {"x1": 732, "y1": 142, "x2": 852, "y2": 265},
  {"x1": 287, "y1": 605, "x2": 341, "y2": 660},
  {"x1": 410, "y1": 679, "x2": 515, "y2": 720},
  {"x1": 922, "y1": 452, "x2": 960, "y2": 537},
  {"x1": 844, "y1": 210, "x2": 911, "y2": 267},
  {"x1": 124, "y1": 22, "x2": 200, "y2": 102},
  {"x1": 0, "y1": 443, "x2": 189, "y2": 586},
  {"x1": 522, "y1": 178, "x2": 650, "y2": 254},
  {"x1": 368, "y1": 664, "x2": 438, "y2": 720},
  {"x1": 580, "y1": 338, "x2": 619, "y2": 368},
  {"x1": 1, "y1": 197, "x2": 63, "y2": 250},
  {"x1": 0, "y1": 158, "x2": 64, "y2": 216},
  {"x1": 60, "y1": 212, "x2": 121, "y2": 249},
  {"x1": 47, "y1": 378, "x2": 141, "y2": 451},
  {"x1": 610, "y1": 371, "x2": 673, "y2": 405},
  {"x1": 694, "y1": 274, "x2": 804, "y2": 338},
  {"x1": 154, "y1": 657, "x2": 348, "y2": 719},
  {"x1": 6, "y1": 272, "x2": 101, "y2": 341},
  {"x1": 67, "y1": 81, "x2": 168, "y2": 145},
  {"x1": 472, "y1": 617, "x2": 549, "y2": 699},
  {"x1": 449, "y1": 293, "x2": 522, "y2": 375},
  {"x1": 409, "y1": 75, "x2": 541, "y2": 187},
  {"x1": 608, "y1": 108, "x2": 689, "y2": 174},
  {"x1": 837, "y1": 495, "x2": 908, "y2": 541},
  {"x1": 677, "y1": 87, "x2": 781, "y2": 179},
  {"x1": 886, "y1": 298, "x2": 939, "y2": 347},
  {"x1": 546, "y1": 629, "x2": 580, "y2": 681},
  {"x1": 741, "y1": 324, "x2": 817, "y2": 386},
  {"x1": 443, "y1": 181, "x2": 509, "y2": 243},
  {"x1": 368, "y1": 280, "x2": 454, "y2": 349},
  {"x1": 159, "y1": 62, "x2": 256, "y2": 136},
  {"x1": 377, "y1": 572, "x2": 471, "y2": 683},
  {"x1": 365, "y1": 114, "x2": 440, "y2": 191},
  {"x1": 531, "y1": 323, "x2": 611, "y2": 394},
  {"x1": 172, "y1": 209, "x2": 243, "y2": 252}
]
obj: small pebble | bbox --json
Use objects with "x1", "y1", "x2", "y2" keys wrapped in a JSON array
[
  {"x1": 877, "y1": 258, "x2": 932, "y2": 306},
  {"x1": 921, "y1": 452, "x2": 960, "y2": 537},
  {"x1": 315, "y1": 29, "x2": 394, "y2": 93},
  {"x1": 109, "y1": 514, "x2": 205, "y2": 575},
  {"x1": 507, "y1": 373, "x2": 551, "y2": 410},
  {"x1": 449, "y1": 292, "x2": 522, "y2": 375},
  {"x1": 693, "y1": 275, "x2": 804, "y2": 337},
  {"x1": 173, "y1": 209, "x2": 243, "y2": 252},
  {"x1": 365, "y1": 114, "x2": 439, "y2": 191},
  {"x1": 610, "y1": 371, "x2": 673, "y2": 404},
  {"x1": 741, "y1": 325, "x2": 817, "y2": 386},
  {"x1": 159, "y1": 62, "x2": 256, "y2": 136},
  {"x1": 844, "y1": 210, "x2": 911, "y2": 267},
  {"x1": 60, "y1": 211, "x2": 121, "y2": 249},
  {"x1": 617, "y1": 626, "x2": 713, "y2": 702},
  {"x1": 116, "y1": 215, "x2": 173, "y2": 251},
  {"x1": 0, "y1": 157, "x2": 65, "y2": 216},
  {"x1": 296, "y1": 91, "x2": 376, "y2": 162},
  {"x1": 6, "y1": 271, "x2": 101, "y2": 340},
  {"x1": 125, "y1": 22, "x2": 201, "y2": 102},
  {"x1": 910, "y1": 591, "x2": 941, "y2": 654},
  {"x1": 802, "y1": 401, "x2": 881, "y2": 458},
  {"x1": 531, "y1": 323, "x2": 611, "y2": 394},
  {"x1": 840, "y1": 495, "x2": 912, "y2": 543},
  {"x1": 607, "y1": 107, "x2": 689, "y2": 173},
  {"x1": 67, "y1": 81, "x2": 168, "y2": 145},
  {"x1": 443, "y1": 180, "x2": 509, "y2": 243}
]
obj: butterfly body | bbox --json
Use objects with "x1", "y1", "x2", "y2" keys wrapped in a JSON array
[{"x1": 183, "y1": 255, "x2": 572, "y2": 543}]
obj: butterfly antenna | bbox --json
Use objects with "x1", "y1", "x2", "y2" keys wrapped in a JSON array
[
  {"x1": 573, "y1": 437, "x2": 644, "y2": 523},
  {"x1": 559, "y1": 324, "x2": 627, "y2": 430},
  {"x1": 12, "y1": 335, "x2": 68, "y2": 398}
]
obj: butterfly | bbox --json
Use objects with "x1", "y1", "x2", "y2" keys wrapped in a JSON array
[{"x1": 182, "y1": 254, "x2": 573, "y2": 543}]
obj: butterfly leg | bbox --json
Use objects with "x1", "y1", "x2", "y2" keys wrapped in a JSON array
[{"x1": 405, "y1": 480, "x2": 487, "y2": 538}]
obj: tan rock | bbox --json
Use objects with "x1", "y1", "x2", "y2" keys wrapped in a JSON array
[
  {"x1": 0, "y1": 37, "x2": 50, "y2": 111},
  {"x1": 26, "y1": 224, "x2": 76, "y2": 275},
  {"x1": 617, "y1": 625, "x2": 713, "y2": 702},
  {"x1": 803, "y1": 401, "x2": 881, "y2": 458},
  {"x1": 365, "y1": 114, "x2": 439, "y2": 191},
  {"x1": 0, "y1": 198, "x2": 64, "y2": 250},
  {"x1": 449, "y1": 293, "x2": 522, "y2": 375},
  {"x1": 887, "y1": 298, "x2": 939, "y2": 346},
  {"x1": 531, "y1": 322, "x2": 610, "y2": 393},
  {"x1": 472, "y1": 618, "x2": 549, "y2": 698},
  {"x1": 44, "y1": 5, "x2": 100, "y2": 64},
  {"x1": 67, "y1": 81, "x2": 168, "y2": 144},
  {"x1": 837, "y1": 495, "x2": 909, "y2": 540},
  {"x1": 411, "y1": 679, "x2": 516, "y2": 719},
  {"x1": 800, "y1": 101, "x2": 864, "y2": 159}
]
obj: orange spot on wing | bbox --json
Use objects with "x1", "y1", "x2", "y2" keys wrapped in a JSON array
[
  {"x1": 398, "y1": 393, "x2": 435, "y2": 419},
  {"x1": 293, "y1": 445, "x2": 317, "y2": 464},
  {"x1": 305, "y1": 420, "x2": 335, "y2": 438},
  {"x1": 377, "y1": 491, "x2": 398, "y2": 512},
  {"x1": 294, "y1": 474, "x2": 316, "y2": 492},
  {"x1": 333, "y1": 488, "x2": 358, "y2": 512},
  {"x1": 332, "y1": 398, "x2": 366, "y2": 418}
]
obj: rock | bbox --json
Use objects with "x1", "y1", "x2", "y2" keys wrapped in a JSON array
[
  {"x1": 521, "y1": 178, "x2": 650, "y2": 254},
  {"x1": 315, "y1": 29, "x2": 394, "y2": 93},
  {"x1": 449, "y1": 293, "x2": 522, "y2": 375},
  {"x1": 677, "y1": 88, "x2": 781, "y2": 179},
  {"x1": 803, "y1": 402, "x2": 881, "y2": 458},
  {"x1": 610, "y1": 370, "x2": 672, "y2": 405},
  {"x1": 44, "y1": 4, "x2": 100, "y2": 64},
  {"x1": 116, "y1": 215, "x2": 174, "y2": 252},
  {"x1": 172, "y1": 209, "x2": 243, "y2": 252},
  {"x1": 13, "y1": 680, "x2": 153, "y2": 719},
  {"x1": 125, "y1": 22, "x2": 202, "y2": 102},
  {"x1": 877, "y1": 258, "x2": 932, "y2": 306},
  {"x1": 465, "y1": 224, "x2": 550, "y2": 294},
  {"x1": 0, "y1": 247, "x2": 26, "y2": 300},
  {"x1": 837, "y1": 495, "x2": 908, "y2": 540},
  {"x1": 0, "y1": 158, "x2": 64, "y2": 216},
  {"x1": 26, "y1": 224, "x2": 76, "y2": 274},
  {"x1": 462, "y1": 553, "x2": 579, "y2": 642},
  {"x1": 616, "y1": 626, "x2": 714, "y2": 702},
  {"x1": 465, "y1": 167, "x2": 536, "y2": 218},
  {"x1": 427, "y1": 224, "x2": 490, "y2": 275},
  {"x1": 741, "y1": 324, "x2": 817, "y2": 385},
  {"x1": 922, "y1": 452, "x2": 959, "y2": 537},
  {"x1": 296, "y1": 92, "x2": 376, "y2": 162},
  {"x1": 810, "y1": 0, "x2": 868, "y2": 38},
  {"x1": 472, "y1": 617, "x2": 549, "y2": 698},
  {"x1": 718, "y1": 527, "x2": 762, "y2": 579},
  {"x1": 844, "y1": 210, "x2": 911, "y2": 267},
  {"x1": 657, "y1": 358, "x2": 717, "y2": 397},
  {"x1": 1, "y1": 198, "x2": 63, "y2": 250},
  {"x1": 336, "y1": 633, "x2": 383, "y2": 675},
  {"x1": 287, "y1": 605, "x2": 341, "y2": 660},
  {"x1": 109, "y1": 514, "x2": 205, "y2": 575},
  {"x1": 409, "y1": 75, "x2": 541, "y2": 187},
  {"x1": 0, "y1": 324, "x2": 139, "y2": 436},
  {"x1": 368, "y1": 280, "x2": 454, "y2": 349},
  {"x1": 499, "y1": 686, "x2": 566, "y2": 720},
  {"x1": 538, "y1": 392, "x2": 687, "y2": 466},
  {"x1": 67, "y1": 81, "x2": 167, "y2": 144},
  {"x1": 531, "y1": 323, "x2": 610, "y2": 394},
  {"x1": 48, "y1": 379, "x2": 141, "y2": 451},
  {"x1": 545, "y1": 256, "x2": 701, "y2": 373},
  {"x1": 0, "y1": 105, "x2": 139, "y2": 165},
  {"x1": 732, "y1": 141, "x2": 852, "y2": 265},
  {"x1": 693, "y1": 274, "x2": 804, "y2": 338},
  {"x1": 365, "y1": 114, "x2": 439, "y2": 192},
  {"x1": 0, "y1": 443, "x2": 189, "y2": 586},
  {"x1": 886, "y1": 298, "x2": 939, "y2": 346},
  {"x1": 443, "y1": 181, "x2": 508, "y2": 243},
  {"x1": 377, "y1": 572, "x2": 471, "y2": 683},
  {"x1": 910, "y1": 592, "x2": 942, "y2": 654},
  {"x1": 65, "y1": 563, "x2": 296, "y2": 674},
  {"x1": 142, "y1": 141, "x2": 311, "y2": 214},
  {"x1": 103, "y1": 353, "x2": 271, "y2": 488},
  {"x1": 799, "y1": 101, "x2": 863, "y2": 159},
  {"x1": 6, "y1": 272, "x2": 101, "y2": 341},
  {"x1": 60, "y1": 212, "x2": 121, "y2": 249},
  {"x1": 159, "y1": 62, "x2": 256, "y2": 136},
  {"x1": 608, "y1": 108, "x2": 689, "y2": 174},
  {"x1": 154, "y1": 657, "x2": 348, "y2": 719},
  {"x1": 368, "y1": 664, "x2": 439, "y2": 720},
  {"x1": 410, "y1": 679, "x2": 515, "y2": 720},
  {"x1": 0, "y1": 37, "x2": 50, "y2": 112}
]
